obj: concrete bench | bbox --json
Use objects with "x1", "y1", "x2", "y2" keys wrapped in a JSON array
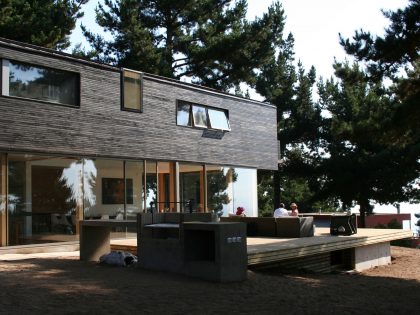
[
  {"x1": 79, "y1": 220, "x2": 137, "y2": 261},
  {"x1": 138, "y1": 221, "x2": 247, "y2": 282}
]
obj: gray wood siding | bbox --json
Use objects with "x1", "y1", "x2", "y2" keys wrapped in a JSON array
[{"x1": 0, "y1": 43, "x2": 278, "y2": 170}]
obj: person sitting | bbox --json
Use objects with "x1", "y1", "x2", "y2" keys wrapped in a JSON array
[
  {"x1": 228, "y1": 207, "x2": 246, "y2": 217},
  {"x1": 235, "y1": 206, "x2": 246, "y2": 217},
  {"x1": 274, "y1": 203, "x2": 289, "y2": 218},
  {"x1": 289, "y1": 202, "x2": 299, "y2": 216}
]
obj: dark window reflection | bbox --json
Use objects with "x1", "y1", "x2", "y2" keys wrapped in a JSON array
[
  {"x1": 177, "y1": 102, "x2": 192, "y2": 126},
  {"x1": 9, "y1": 60, "x2": 79, "y2": 106},
  {"x1": 123, "y1": 70, "x2": 141, "y2": 111}
]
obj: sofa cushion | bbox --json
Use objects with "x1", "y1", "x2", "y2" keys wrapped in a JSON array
[
  {"x1": 220, "y1": 217, "x2": 277, "y2": 237},
  {"x1": 221, "y1": 216, "x2": 314, "y2": 238},
  {"x1": 275, "y1": 217, "x2": 314, "y2": 237}
]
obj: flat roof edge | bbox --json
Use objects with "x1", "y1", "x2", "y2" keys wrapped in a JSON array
[
  {"x1": 0, "y1": 37, "x2": 118, "y2": 72},
  {"x1": 0, "y1": 37, "x2": 274, "y2": 108}
]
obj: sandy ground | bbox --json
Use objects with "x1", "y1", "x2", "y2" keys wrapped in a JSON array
[{"x1": 0, "y1": 246, "x2": 419, "y2": 315}]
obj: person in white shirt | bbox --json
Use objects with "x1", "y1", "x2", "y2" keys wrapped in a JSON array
[{"x1": 274, "y1": 203, "x2": 289, "y2": 218}]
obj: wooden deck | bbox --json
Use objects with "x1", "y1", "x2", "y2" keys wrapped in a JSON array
[
  {"x1": 111, "y1": 228, "x2": 412, "y2": 270},
  {"x1": 246, "y1": 228, "x2": 411, "y2": 267}
]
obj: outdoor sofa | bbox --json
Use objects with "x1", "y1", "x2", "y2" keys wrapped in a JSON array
[{"x1": 220, "y1": 216, "x2": 314, "y2": 238}]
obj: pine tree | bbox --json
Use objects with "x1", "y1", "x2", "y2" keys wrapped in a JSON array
[
  {"x1": 317, "y1": 62, "x2": 420, "y2": 227},
  {"x1": 81, "y1": 0, "x2": 285, "y2": 90},
  {"x1": 0, "y1": 0, "x2": 89, "y2": 49},
  {"x1": 255, "y1": 33, "x2": 325, "y2": 212},
  {"x1": 330, "y1": 0, "x2": 420, "y2": 226},
  {"x1": 339, "y1": 0, "x2": 420, "y2": 146}
]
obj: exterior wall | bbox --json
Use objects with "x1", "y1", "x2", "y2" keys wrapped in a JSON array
[
  {"x1": 0, "y1": 41, "x2": 278, "y2": 170},
  {"x1": 363, "y1": 214, "x2": 411, "y2": 228},
  {"x1": 353, "y1": 242, "x2": 391, "y2": 271},
  {"x1": 0, "y1": 154, "x2": 6, "y2": 246}
]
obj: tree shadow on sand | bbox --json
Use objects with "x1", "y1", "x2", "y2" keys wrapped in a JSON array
[{"x1": 0, "y1": 256, "x2": 418, "y2": 314}]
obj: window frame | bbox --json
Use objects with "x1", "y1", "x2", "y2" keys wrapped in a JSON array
[
  {"x1": 1, "y1": 58, "x2": 81, "y2": 108},
  {"x1": 176, "y1": 100, "x2": 192, "y2": 127},
  {"x1": 176, "y1": 100, "x2": 230, "y2": 132},
  {"x1": 207, "y1": 107, "x2": 231, "y2": 131},
  {"x1": 191, "y1": 104, "x2": 208, "y2": 129},
  {"x1": 121, "y1": 68, "x2": 143, "y2": 113}
]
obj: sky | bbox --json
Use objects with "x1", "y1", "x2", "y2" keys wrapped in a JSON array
[{"x1": 71, "y1": 0, "x2": 409, "y2": 80}]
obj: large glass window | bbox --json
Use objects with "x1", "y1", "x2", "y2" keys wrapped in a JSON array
[
  {"x1": 122, "y1": 69, "x2": 142, "y2": 112},
  {"x1": 83, "y1": 159, "x2": 124, "y2": 220},
  {"x1": 157, "y1": 161, "x2": 177, "y2": 212},
  {"x1": 2, "y1": 59, "x2": 79, "y2": 106},
  {"x1": 145, "y1": 161, "x2": 157, "y2": 213},
  {"x1": 206, "y1": 166, "x2": 233, "y2": 215},
  {"x1": 208, "y1": 108, "x2": 230, "y2": 131},
  {"x1": 7, "y1": 155, "x2": 83, "y2": 246},
  {"x1": 231, "y1": 168, "x2": 258, "y2": 217},
  {"x1": 179, "y1": 163, "x2": 204, "y2": 212},
  {"x1": 0, "y1": 154, "x2": 6, "y2": 246},
  {"x1": 125, "y1": 161, "x2": 144, "y2": 219},
  {"x1": 206, "y1": 166, "x2": 257, "y2": 217}
]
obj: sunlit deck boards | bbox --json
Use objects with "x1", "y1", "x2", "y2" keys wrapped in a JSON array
[
  {"x1": 110, "y1": 228, "x2": 412, "y2": 267},
  {"x1": 246, "y1": 228, "x2": 412, "y2": 266}
]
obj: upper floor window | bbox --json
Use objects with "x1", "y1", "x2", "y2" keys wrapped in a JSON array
[
  {"x1": 192, "y1": 105, "x2": 208, "y2": 128},
  {"x1": 176, "y1": 102, "x2": 192, "y2": 126},
  {"x1": 207, "y1": 108, "x2": 230, "y2": 131},
  {"x1": 122, "y1": 69, "x2": 142, "y2": 112},
  {"x1": 1, "y1": 59, "x2": 79, "y2": 107},
  {"x1": 176, "y1": 100, "x2": 230, "y2": 131}
]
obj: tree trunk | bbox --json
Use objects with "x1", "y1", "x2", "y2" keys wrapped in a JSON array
[
  {"x1": 358, "y1": 200, "x2": 368, "y2": 228},
  {"x1": 273, "y1": 140, "x2": 285, "y2": 209},
  {"x1": 273, "y1": 170, "x2": 281, "y2": 209},
  {"x1": 164, "y1": 12, "x2": 175, "y2": 77}
]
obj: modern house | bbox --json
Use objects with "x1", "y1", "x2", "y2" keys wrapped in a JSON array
[{"x1": 0, "y1": 38, "x2": 278, "y2": 249}]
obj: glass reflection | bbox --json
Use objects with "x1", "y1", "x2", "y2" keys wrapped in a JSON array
[
  {"x1": 146, "y1": 161, "x2": 157, "y2": 213},
  {"x1": 0, "y1": 154, "x2": 6, "y2": 247},
  {"x1": 177, "y1": 102, "x2": 191, "y2": 126},
  {"x1": 192, "y1": 105, "x2": 208, "y2": 128},
  {"x1": 83, "y1": 159, "x2": 124, "y2": 220},
  {"x1": 179, "y1": 163, "x2": 204, "y2": 212},
  {"x1": 206, "y1": 166, "x2": 233, "y2": 215},
  {"x1": 231, "y1": 168, "x2": 257, "y2": 217},
  {"x1": 125, "y1": 161, "x2": 144, "y2": 219},
  {"x1": 208, "y1": 108, "x2": 230, "y2": 131},
  {"x1": 158, "y1": 161, "x2": 177, "y2": 212},
  {"x1": 123, "y1": 70, "x2": 141, "y2": 111},
  {"x1": 9, "y1": 60, "x2": 79, "y2": 106},
  {"x1": 7, "y1": 155, "x2": 82, "y2": 245}
]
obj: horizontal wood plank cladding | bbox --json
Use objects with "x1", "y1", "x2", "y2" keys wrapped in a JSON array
[{"x1": 0, "y1": 44, "x2": 278, "y2": 169}]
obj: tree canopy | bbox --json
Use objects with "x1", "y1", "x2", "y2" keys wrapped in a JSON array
[
  {"x1": 0, "y1": 0, "x2": 88, "y2": 49},
  {"x1": 329, "y1": 0, "x2": 420, "y2": 224},
  {"x1": 339, "y1": 0, "x2": 420, "y2": 147},
  {"x1": 317, "y1": 62, "x2": 419, "y2": 226},
  {"x1": 256, "y1": 0, "x2": 419, "y2": 222},
  {"x1": 81, "y1": 0, "x2": 285, "y2": 90},
  {"x1": 255, "y1": 32, "x2": 326, "y2": 213}
]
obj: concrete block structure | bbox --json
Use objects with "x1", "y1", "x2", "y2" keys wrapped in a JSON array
[{"x1": 138, "y1": 215, "x2": 247, "y2": 282}]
